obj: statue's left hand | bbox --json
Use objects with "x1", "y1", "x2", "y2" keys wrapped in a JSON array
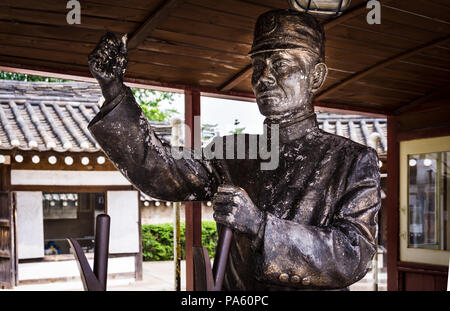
[{"x1": 213, "y1": 185, "x2": 264, "y2": 236}]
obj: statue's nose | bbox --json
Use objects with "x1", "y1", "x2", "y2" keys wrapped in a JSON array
[{"x1": 258, "y1": 65, "x2": 276, "y2": 87}]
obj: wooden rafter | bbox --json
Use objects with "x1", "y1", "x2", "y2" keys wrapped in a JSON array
[
  {"x1": 316, "y1": 35, "x2": 450, "y2": 100},
  {"x1": 218, "y1": 0, "x2": 392, "y2": 93},
  {"x1": 0, "y1": 64, "x2": 256, "y2": 102},
  {"x1": 127, "y1": 0, "x2": 184, "y2": 50},
  {"x1": 219, "y1": 65, "x2": 252, "y2": 92},
  {"x1": 314, "y1": 101, "x2": 388, "y2": 117},
  {"x1": 392, "y1": 84, "x2": 450, "y2": 115},
  {"x1": 322, "y1": 0, "x2": 392, "y2": 31},
  {"x1": 219, "y1": 0, "x2": 370, "y2": 92}
]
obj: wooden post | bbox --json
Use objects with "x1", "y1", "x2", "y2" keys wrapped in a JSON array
[
  {"x1": 386, "y1": 116, "x2": 400, "y2": 291},
  {"x1": 135, "y1": 191, "x2": 143, "y2": 281},
  {"x1": 184, "y1": 90, "x2": 202, "y2": 291},
  {"x1": 0, "y1": 160, "x2": 15, "y2": 288},
  {"x1": 171, "y1": 118, "x2": 183, "y2": 291}
]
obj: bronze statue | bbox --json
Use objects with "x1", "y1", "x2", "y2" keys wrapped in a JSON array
[{"x1": 87, "y1": 9, "x2": 380, "y2": 290}]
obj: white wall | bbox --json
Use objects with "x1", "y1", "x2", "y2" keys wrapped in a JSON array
[
  {"x1": 18, "y1": 256, "x2": 135, "y2": 282},
  {"x1": 11, "y1": 170, "x2": 131, "y2": 186},
  {"x1": 107, "y1": 191, "x2": 139, "y2": 254},
  {"x1": 16, "y1": 191, "x2": 44, "y2": 259}
]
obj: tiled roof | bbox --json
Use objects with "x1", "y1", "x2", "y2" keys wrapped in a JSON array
[
  {"x1": 316, "y1": 113, "x2": 387, "y2": 154},
  {"x1": 0, "y1": 81, "x2": 387, "y2": 155},
  {"x1": 0, "y1": 81, "x2": 171, "y2": 152}
]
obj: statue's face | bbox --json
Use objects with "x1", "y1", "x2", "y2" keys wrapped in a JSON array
[{"x1": 251, "y1": 49, "x2": 316, "y2": 118}]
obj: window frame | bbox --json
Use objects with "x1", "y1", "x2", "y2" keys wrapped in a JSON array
[{"x1": 399, "y1": 135, "x2": 450, "y2": 266}]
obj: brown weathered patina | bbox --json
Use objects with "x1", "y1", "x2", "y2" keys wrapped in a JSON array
[{"x1": 87, "y1": 9, "x2": 380, "y2": 290}]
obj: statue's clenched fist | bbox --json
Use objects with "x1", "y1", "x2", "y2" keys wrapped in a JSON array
[
  {"x1": 213, "y1": 185, "x2": 265, "y2": 237},
  {"x1": 88, "y1": 32, "x2": 128, "y2": 102}
]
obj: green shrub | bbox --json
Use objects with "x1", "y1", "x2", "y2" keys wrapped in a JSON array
[{"x1": 142, "y1": 221, "x2": 218, "y2": 261}]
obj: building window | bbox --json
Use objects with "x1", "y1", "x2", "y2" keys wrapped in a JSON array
[
  {"x1": 408, "y1": 152, "x2": 449, "y2": 251},
  {"x1": 400, "y1": 135, "x2": 450, "y2": 266},
  {"x1": 43, "y1": 192, "x2": 105, "y2": 255}
]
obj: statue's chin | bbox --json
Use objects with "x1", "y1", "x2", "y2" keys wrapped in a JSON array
[
  {"x1": 257, "y1": 95, "x2": 313, "y2": 119},
  {"x1": 257, "y1": 97, "x2": 283, "y2": 116}
]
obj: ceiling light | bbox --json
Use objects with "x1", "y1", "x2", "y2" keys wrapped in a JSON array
[{"x1": 289, "y1": 0, "x2": 352, "y2": 16}]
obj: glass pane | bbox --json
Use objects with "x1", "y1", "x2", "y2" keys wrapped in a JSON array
[
  {"x1": 43, "y1": 193, "x2": 78, "y2": 219},
  {"x1": 43, "y1": 192, "x2": 105, "y2": 255},
  {"x1": 408, "y1": 152, "x2": 449, "y2": 250}
]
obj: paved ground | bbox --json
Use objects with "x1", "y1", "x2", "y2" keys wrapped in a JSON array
[{"x1": 9, "y1": 260, "x2": 386, "y2": 291}]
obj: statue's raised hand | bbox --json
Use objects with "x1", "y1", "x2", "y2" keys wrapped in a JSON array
[{"x1": 88, "y1": 32, "x2": 128, "y2": 102}]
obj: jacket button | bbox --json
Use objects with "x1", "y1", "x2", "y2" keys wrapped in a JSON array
[
  {"x1": 279, "y1": 273, "x2": 289, "y2": 283},
  {"x1": 302, "y1": 276, "x2": 311, "y2": 286},
  {"x1": 290, "y1": 275, "x2": 301, "y2": 283}
]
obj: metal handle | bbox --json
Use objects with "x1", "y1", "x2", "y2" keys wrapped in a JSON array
[
  {"x1": 211, "y1": 159, "x2": 234, "y2": 291},
  {"x1": 213, "y1": 226, "x2": 232, "y2": 291},
  {"x1": 93, "y1": 214, "x2": 110, "y2": 289},
  {"x1": 67, "y1": 213, "x2": 110, "y2": 291}
]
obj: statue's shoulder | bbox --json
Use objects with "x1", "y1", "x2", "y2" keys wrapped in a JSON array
[{"x1": 318, "y1": 129, "x2": 375, "y2": 155}]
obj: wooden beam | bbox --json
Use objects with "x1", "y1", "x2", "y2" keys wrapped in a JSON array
[
  {"x1": 128, "y1": 0, "x2": 184, "y2": 50},
  {"x1": 184, "y1": 90, "x2": 202, "y2": 291},
  {"x1": 218, "y1": 0, "x2": 393, "y2": 93},
  {"x1": 392, "y1": 84, "x2": 450, "y2": 115},
  {"x1": 316, "y1": 35, "x2": 450, "y2": 101},
  {"x1": 0, "y1": 164, "x2": 11, "y2": 192},
  {"x1": 0, "y1": 63, "x2": 256, "y2": 102},
  {"x1": 135, "y1": 191, "x2": 143, "y2": 281},
  {"x1": 219, "y1": 65, "x2": 252, "y2": 92},
  {"x1": 386, "y1": 115, "x2": 400, "y2": 291},
  {"x1": 11, "y1": 185, "x2": 135, "y2": 192},
  {"x1": 313, "y1": 101, "x2": 388, "y2": 116},
  {"x1": 396, "y1": 124, "x2": 450, "y2": 142},
  {"x1": 323, "y1": 0, "x2": 395, "y2": 30}
]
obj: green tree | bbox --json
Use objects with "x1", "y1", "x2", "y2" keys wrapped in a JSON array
[
  {"x1": 230, "y1": 119, "x2": 245, "y2": 134},
  {"x1": 1, "y1": 71, "x2": 179, "y2": 122},
  {"x1": 0, "y1": 71, "x2": 66, "y2": 82},
  {"x1": 202, "y1": 123, "x2": 218, "y2": 143},
  {"x1": 132, "y1": 88, "x2": 179, "y2": 122}
]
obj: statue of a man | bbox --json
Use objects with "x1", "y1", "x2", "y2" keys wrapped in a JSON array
[{"x1": 87, "y1": 9, "x2": 380, "y2": 290}]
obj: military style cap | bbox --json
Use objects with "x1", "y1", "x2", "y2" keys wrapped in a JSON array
[{"x1": 249, "y1": 9, "x2": 325, "y2": 61}]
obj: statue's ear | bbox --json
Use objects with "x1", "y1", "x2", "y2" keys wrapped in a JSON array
[{"x1": 311, "y1": 62, "x2": 328, "y2": 93}]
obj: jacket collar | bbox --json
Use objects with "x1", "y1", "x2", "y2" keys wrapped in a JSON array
[{"x1": 264, "y1": 111, "x2": 318, "y2": 143}]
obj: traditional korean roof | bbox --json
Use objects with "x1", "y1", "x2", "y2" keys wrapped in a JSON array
[
  {"x1": 0, "y1": 80, "x2": 171, "y2": 152},
  {"x1": 0, "y1": 81, "x2": 386, "y2": 155},
  {"x1": 316, "y1": 113, "x2": 387, "y2": 155}
]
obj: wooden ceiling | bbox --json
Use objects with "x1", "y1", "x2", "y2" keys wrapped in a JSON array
[{"x1": 0, "y1": 0, "x2": 449, "y2": 115}]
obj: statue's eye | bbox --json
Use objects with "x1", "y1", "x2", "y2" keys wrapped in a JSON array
[{"x1": 274, "y1": 60, "x2": 289, "y2": 70}]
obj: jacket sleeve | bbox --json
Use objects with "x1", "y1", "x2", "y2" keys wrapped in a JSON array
[
  {"x1": 88, "y1": 86, "x2": 219, "y2": 201},
  {"x1": 254, "y1": 148, "x2": 381, "y2": 289}
]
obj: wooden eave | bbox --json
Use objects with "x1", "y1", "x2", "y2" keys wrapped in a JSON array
[{"x1": 0, "y1": 0, "x2": 449, "y2": 115}]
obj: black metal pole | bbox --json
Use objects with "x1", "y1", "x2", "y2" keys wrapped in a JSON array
[
  {"x1": 213, "y1": 226, "x2": 232, "y2": 291},
  {"x1": 93, "y1": 214, "x2": 110, "y2": 290},
  {"x1": 212, "y1": 159, "x2": 234, "y2": 291}
]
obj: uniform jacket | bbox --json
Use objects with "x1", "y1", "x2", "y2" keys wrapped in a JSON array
[{"x1": 88, "y1": 87, "x2": 381, "y2": 290}]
